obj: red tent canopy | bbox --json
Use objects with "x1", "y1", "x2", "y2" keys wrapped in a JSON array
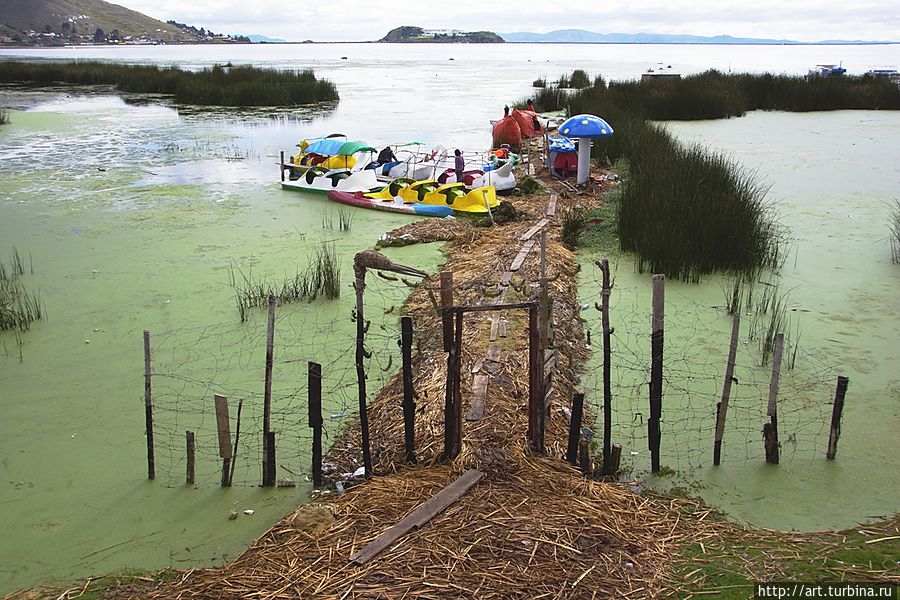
[{"x1": 492, "y1": 116, "x2": 522, "y2": 149}]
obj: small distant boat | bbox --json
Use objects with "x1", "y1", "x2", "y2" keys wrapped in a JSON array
[
  {"x1": 807, "y1": 64, "x2": 846, "y2": 78},
  {"x1": 326, "y1": 190, "x2": 453, "y2": 217},
  {"x1": 865, "y1": 68, "x2": 900, "y2": 85}
]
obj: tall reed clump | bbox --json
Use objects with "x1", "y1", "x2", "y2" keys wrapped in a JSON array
[
  {"x1": 229, "y1": 242, "x2": 341, "y2": 321},
  {"x1": 531, "y1": 71, "x2": 786, "y2": 281},
  {"x1": 0, "y1": 61, "x2": 339, "y2": 107},
  {"x1": 890, "y1": 200, "x2": 900, "y2": 264},
  {"x1": 0, "y1": 248, "x2": 43, "y2": 332}
]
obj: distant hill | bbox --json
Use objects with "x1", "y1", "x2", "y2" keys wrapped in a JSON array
[
  {"x1": 247, "y1": 34, "x2": 286, "y2": 43},
  {"x1": 0, "y1": 0, "x2": 246, "y2": 45},
  {"x1": 380, "y1": 26, "x2": 504, "y2": 43},
  {"x1": 499, "y1": 29, "x2": 895, "y2": 45}
]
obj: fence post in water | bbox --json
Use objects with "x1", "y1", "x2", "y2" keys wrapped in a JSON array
[
  {"x1": 354, "y1": 260, "x2": 374, "y2": 477},
  {"x1": 400, "y1": 316, "x2": 417, "y2": 464},
  {"x1": 262, "y1": 294, "x2": 277, "y2": 487},
  {"x1": 714, "y1": 312, "x2": 741, "y2": 466},
  {"x1": 610, "y1": 443, "x2": 622, "y2": 476},
  {"x1": 764, "y1": 333, "x2": 784, "y2": 465},
  {"x1": 826, "y1": 375, "x2": 850, "y2": 460},
  {"x1": 528, "y1": 303, "x2": 545, "y2": 454},
  {"x1": 598, "y1": 259, "x2": 614, "y2": 475},
  {"x1": 280, "y1": 151, "x2": 285, "y2": 182},
  {"x1": 265, "y1": 431, "x2": 276, "y2": 486},
  {"x1": 308, "y1": 361, "x2": 323, "y2": 487},
  {"x1": 566, "y1": 392, "x2": 585, "y2": 465},
  {"x1": 143, "y1": 330, "x2": 155, "y2": 480},
  {"x1": 186, "y1": 430, "x2": 195, "y2": 485},
  {"x1": 649, "y1": 275, "x2": 664, "y2": 473},
  {"x1": 228, "y1": 398, "x2": 243, "y2": 487},
  {"x1": 214, "y1": 394, "x2": 233, "y2": 487}
]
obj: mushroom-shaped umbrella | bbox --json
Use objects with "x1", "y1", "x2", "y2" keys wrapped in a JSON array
[{"x1": 558, "y1": 114, "x2": 614, "y2": 185}]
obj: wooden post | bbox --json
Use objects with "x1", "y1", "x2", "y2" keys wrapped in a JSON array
[
  {"x1": 713, "y1": 312, "x2": 741, "y2": 466},
  {"x1": 400, "y1": 316, "x2": 417, "y2": 464},
  {"x1": 649, "y1": 275, "x2": 664, "y2": 473},
  {"x1": 143, "y1": 330, "x2": 155, "y2": 480},
  {"x1": 308, "y1": 361, "x2": 323, "y2": 487},
  {"x1": 610, "y1": 442, "x2": 622, "y2": 475},
  {"x1": 354, "y1": 266, "x2": 373, "y2": 477},
  {"x1": 764, "y1": 333, "x2": 784, "y2": 464},
  {"x1": 527, "y1": 303, "x2": 544, "y2": 454},
  {"x1": 265, "y1": 431, "x2": 276, "y2": 485},
  {"x1": 826, "y1": 375, "x2": 849, "y2": 460},
  {"x1": 566, "y1": 392, "x2": 585, "y2": 465},
  {"x1": 262, "y1": 294, "x2": 276, "y2": 486},
  {"x1": 440, "y1": 271, "x2": 454, "y2": 352},
  {"x1": 186, "y1": 431, "x2": 195, "y2": 485},
  {"x1": 214, "y1": 394, "x2": 233, "y2": 487},
  {"x1": 443, "y1": 310, "x2": 464, "y2": 460},
  {"x1": 598, "y1": 260, "x2": 613, "y2": 475},
  {"x1": 578, "y1": 437, "x2": 592, "y2": 476},
  {"x1": 280, "y1": 150, "x2": 285, "y2": 182},
  {"x1": 228, "y1": 398, "x2": 243, "y2": 487}
]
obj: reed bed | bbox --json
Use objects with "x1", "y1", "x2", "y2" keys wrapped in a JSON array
[
  {"x1": 0, "y1": 248, "x2": 43, "y2": 332},
  {"x1": 230, "y1": 242, "x2": 341, "y2": 321},
  {"x1": 0, "y1": 61, "x2": 339, "y2": 107}
]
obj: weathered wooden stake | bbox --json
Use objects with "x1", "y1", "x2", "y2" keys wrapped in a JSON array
[
  {"x1": 400, "y1": 316, "x2": 417, "y2": 464},
  {"x1": 610, "y1": 443, "x2": 623, "y2": 475},
  {"x1": 826, "y1": 375, "x2": 849, "y2": 460},
  {"x1": 265, "y1": 431, "x2": 276, "y2": 486},
  {"x1": 713, "y1": 312, "x2": 741, "y2": 466},
  {"x1": 228, "y1": 398, "x2": 243, "y2": 487},
  {"x1": 578, "y1": 437, "x2": 592, "y2": 476},
  {"x1": 440, "y1": 271, "x2": 454, "y2": 352},
  {"x1": 280, "y1": 151, "x2": 285, "y2": 182},
  {"x1": 214, "y1": 394, "x2": 233, "y2": 487},
  {"x1": 354, "y1": 264, "x2": 374, "y2": 478},
  {"x1": 764, "y1": 333, "x2": 784, "y2": 464},
  {"x1": 527, "y1": 303, "x2": 545, "y2": 453},
  {"x1": 186, "y1": 430, "x2": 195, "y2": 485},
  {"x1": 598, "y1": 259, "x2": 614, "y2": 475},
  {"x1": 308, "y1": 361, "x2": 323, "y2": 487},
  {"x1": 566, "y1": 392, "x2": 585, "y2": 465},
  {"x1": 143, "y1": 330, "x2": 155, "y2": 480},
  {"x1": 261, "y1": 294, "x2": 277, "y2": 486},
  {"x1": 649, "y1": 275, "x2": 665, "y2": 473}
]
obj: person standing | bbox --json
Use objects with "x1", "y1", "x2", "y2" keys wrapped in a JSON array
[{"x1": 454, "y1": 149, "x2": 465, "y2": 183}]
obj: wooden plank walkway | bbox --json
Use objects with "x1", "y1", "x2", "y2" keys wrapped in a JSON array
[{"x1": 349, "y1": 470, "x2": 485, "y2": 565}]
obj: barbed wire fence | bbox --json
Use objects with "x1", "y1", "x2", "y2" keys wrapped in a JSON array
[
  {"x1": 578, "y1": 264, "x2": 842, "y2": 478},
  {"x1": 145, "y1": 271, "x2": 411, "y2": 488}
]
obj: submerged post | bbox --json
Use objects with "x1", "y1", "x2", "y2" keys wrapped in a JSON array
[
  {"x1": 143, "y1": 330, "x2": 155, "y2": 481},
  {"x1": 214, "y1": 394, "x2": 233, "y2": 487},
  {"x1": 826, "y1": 375, "x2": 850, "y2": 460},
  {"x1": 714, "y1": 312, "x2": 741, "y2": 466},
  {"x1": 308, "y1": 361, "x2": 323, "y2": 487},
  {"x1": 186, "y1": 430, "x2": 195, "y2": 486},
  {"x1": 228, "y1": 398, "x2": 243, "y2": 488},
  {"x1": 400, "y1": 316, "x2": 417, "y2": 464},
  {"x1": 354, "y1": 260, "x2": 373, "y2": 477},
  {"x1": 764, "y1": 333, "x2": 784, "y2": 465},
  {"x1": 649, "y1": 275, "x2": 664, "y2": 473},
  {"x1": 598, "y1": 259, "x2": 613, "y2": 475},
  {"x1": 262, "y1": 294, "x2": 276, "y2": 487}
]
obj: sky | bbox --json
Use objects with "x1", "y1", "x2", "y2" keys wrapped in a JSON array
[{"x1": 114, "y1": 0, "x2": 899, "y2": 43}]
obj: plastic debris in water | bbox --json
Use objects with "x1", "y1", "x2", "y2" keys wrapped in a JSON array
[{"x1": 243, "y1": 509, "x2": 254, "y2": 515}]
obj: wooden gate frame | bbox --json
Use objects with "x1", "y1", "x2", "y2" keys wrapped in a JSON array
[{"x1": 443, "y1": 300, "x2": 546, "y2": 459}]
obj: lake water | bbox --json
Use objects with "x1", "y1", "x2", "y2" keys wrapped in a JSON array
[{"x1": 1, "y1": 43, "x2": 899, "y2": 593}]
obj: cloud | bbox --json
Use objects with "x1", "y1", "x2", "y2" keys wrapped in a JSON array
[{"x1": 115, "y1": 0, "x2": 899, "y2": 42}]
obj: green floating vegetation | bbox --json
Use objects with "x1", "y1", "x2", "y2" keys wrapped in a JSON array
[
  {"x1": 0, "y1": 61, "x2": 339, "y2": 107},
  {"x1": 1, "y1": 248, "x2": 43, "y2": 332},
  {"x1": 229, "y1": 242, "x2": 341, "y2": 322}
]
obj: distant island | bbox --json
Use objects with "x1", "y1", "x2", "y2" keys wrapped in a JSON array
[
  {"x1": 380, "y1": 26, "x2": 504, "y2": 44},
  {"x1": 499, "y1": 29, "x2": 896, "y2": 45}
]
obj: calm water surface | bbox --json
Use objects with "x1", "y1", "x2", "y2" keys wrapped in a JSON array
[{"x1": 1, "y1": 43, "x2": 898, "y2": 592}]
